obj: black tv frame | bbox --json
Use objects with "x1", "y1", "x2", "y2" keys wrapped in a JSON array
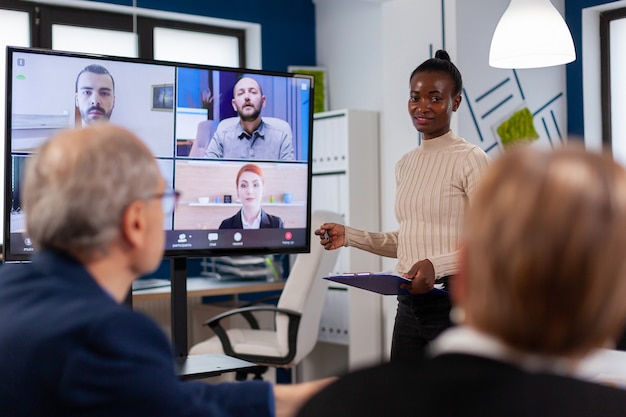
[{"x1": 2, "y1": 46, "x2": 314, "y2": 262}]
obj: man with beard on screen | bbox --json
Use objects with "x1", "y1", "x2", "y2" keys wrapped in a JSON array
[
  {"x1": 203, "y1": 76, "x2": 295, "y2": 160},
  {"x1": 75, "y1": 64, "x2": 115, "y2": 127}
]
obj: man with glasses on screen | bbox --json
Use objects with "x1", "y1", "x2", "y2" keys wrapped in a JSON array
[
  {"x1": 75, "y1": 64, "x2": 115, "y2": 127},
  {"x1": 0, "y1": 124, "x2": 331, "y2": 417},
  {"x1": 190, "y1": 76, "x2": 295, "y2": 160}
]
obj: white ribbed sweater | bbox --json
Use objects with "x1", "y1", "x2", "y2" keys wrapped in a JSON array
[{"x1": 345, "y1": 130, "x2": 490, "y2": 279}]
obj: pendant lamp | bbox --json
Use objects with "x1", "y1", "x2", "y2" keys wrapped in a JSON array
[{"x1": 489, "y1": 0, "x2": 576, "y2": 69}]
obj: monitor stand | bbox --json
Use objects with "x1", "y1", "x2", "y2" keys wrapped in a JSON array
[{"x1": 170, "y1": 257, "x2": 188, "y2": 357}]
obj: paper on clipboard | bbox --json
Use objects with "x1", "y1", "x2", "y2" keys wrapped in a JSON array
[{"x1": 324, "y1": 272, "x2": 449, "y2": 296}]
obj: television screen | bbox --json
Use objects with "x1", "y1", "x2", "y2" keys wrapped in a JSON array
[{"x1": 3, "y1": 46, "x2": 314, "y2": 262}]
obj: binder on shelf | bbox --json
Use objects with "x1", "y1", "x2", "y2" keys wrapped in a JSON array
[{"x1": 324, "y1": 272, "x2": 449, "y2": 296}]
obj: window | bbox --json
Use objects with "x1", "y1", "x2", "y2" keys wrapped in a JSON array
[
  {"x1": 36, "y1": 4, "x2": 245, "y2": 66},
  {"x1": 138, "y1": 17, "x2": 245, "y2": 67}
]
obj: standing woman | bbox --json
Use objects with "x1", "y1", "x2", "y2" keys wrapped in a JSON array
[{"x1": 316, "y1": 50, "x2": 490, "y2": 364}]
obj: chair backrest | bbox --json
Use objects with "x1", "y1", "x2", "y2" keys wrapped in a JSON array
[
  {"x1": 275, "y1": 210, "x2": 342, "y2": 365},
  {"x1": 196, "y1": 119, "x2": 218, "y2": 143}
]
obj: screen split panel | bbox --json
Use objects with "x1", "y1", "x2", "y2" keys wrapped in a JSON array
[{"x1": 3, "y1": 47, "x2": 314, "y2": 262}]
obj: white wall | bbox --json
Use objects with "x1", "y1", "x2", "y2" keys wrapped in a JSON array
[{"x1": 314, "y1": 0, "x2": 383, "y2": 113}]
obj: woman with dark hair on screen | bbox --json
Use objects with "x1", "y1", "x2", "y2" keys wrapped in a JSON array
[
  {"x1": 316, "y1": 50, "x2": 491, "y2": 364},
  {"x1": 219, "y1": 163, "x2": 284, "y2": 229}
]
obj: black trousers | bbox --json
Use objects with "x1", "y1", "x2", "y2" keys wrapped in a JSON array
[{"x1": 390, "y1": 276, "x2": 453, "y2": 366}]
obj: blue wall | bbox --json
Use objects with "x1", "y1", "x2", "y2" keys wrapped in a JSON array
[{"x1": 88, "y1": 0, "x2": 317, "y2": 72}]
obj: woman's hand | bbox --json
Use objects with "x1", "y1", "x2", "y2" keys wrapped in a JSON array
[
  {"x1": 400, "y1": 259, "x2": 435, "y2": 294},
  {"x1": 314, "y1": 223, "x2": 345, "y2": 250}
]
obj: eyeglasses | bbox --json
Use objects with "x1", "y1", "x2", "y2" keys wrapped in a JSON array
[{"x1": 148, "y1": 189, "x2": 181, "y2": 215}]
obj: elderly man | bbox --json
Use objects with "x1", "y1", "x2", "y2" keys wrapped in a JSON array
[{"x1": 0, "y1": 124, "x2": 329, "y2": 417}]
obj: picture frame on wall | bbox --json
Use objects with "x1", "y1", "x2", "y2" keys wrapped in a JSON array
[{"x1": 151, "y1": 84, "x2": 174, "y2": 111}]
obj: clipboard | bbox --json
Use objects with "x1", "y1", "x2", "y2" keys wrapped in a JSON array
[{"x1": 324, "y1": 272, "x2": 450, "y2": 296}]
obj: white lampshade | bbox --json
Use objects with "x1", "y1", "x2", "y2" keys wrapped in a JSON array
[{"x1": 489, "y1": 0, "x2": 576, "y2": 69}]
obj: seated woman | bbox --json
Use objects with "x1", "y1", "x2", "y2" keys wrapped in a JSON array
[{"x1": 219, "y1": 163, "x2": 284, "y2": 229}]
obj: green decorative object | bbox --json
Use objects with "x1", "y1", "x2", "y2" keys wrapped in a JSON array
[
  {"x1": 288, "y1": 66, "x2": 328, "y2": 114},
  {"x1": 496, "y1": 107, "x2": 539, "y2": 149}
]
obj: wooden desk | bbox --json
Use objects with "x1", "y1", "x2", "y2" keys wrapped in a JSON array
[
  {"x1": 131, "y1": 278, "x2": 278, "y2": 380},
  {"x1": 132, "y1": 264, "x2": 287, "y2": 361},
  {"x1": 132, "y1": 276, "x2": 286, "y2": 301}
]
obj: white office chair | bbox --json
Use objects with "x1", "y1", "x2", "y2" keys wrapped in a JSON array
[
  {"x1": 189, "y1": 210, "x2": 342, "y2": 380},
  {"x1": 187, "y1": 119, "x2": 218, "y2": 157}
]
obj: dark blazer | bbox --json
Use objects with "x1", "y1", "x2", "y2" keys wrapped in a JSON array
[
  {"x1": 219, "y1": 208, "x2": 284, "y2": 229},
  {"x1": 298, "y1": 353, "x2": 626, "y2": 417},
  {"x1": 0, "y1": 250, "x2": 273, "y2": 417}
]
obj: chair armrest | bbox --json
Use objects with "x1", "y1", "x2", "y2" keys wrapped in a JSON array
[
  {"x1": 202, "y1": 305, "x2": 300, "y2": 327},
  {"x1": 203, "y1": 306, "x2": 302, "y2": 365},
  {"x1": 238, "y1": 295, "x2": 281, "y2": 328}
]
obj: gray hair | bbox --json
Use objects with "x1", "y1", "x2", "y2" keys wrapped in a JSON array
[{"x1": 22, "y1": 124, "x2": 161, "y2": 259}]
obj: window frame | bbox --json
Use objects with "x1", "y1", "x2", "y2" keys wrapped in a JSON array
[
  {"x1": 600, "y1": 7, "x2": 626, "y2": 152},
  {"x1": 136, "y1": 16, "x2": 246, "y2": 67},
  {"x1": 1, "y1": 1, "x2": 247, "y2": 67},
  {"x1": 0, "y1": 0, "x2": 39, "y2": 45}
]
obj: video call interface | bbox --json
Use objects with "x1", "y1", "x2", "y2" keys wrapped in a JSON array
[{"x1": 4, "y1": 48, "x2": 314, "y2": 261}]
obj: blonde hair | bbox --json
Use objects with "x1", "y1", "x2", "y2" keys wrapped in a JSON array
[
  {"x1": 464, "y1": 144, "x2": 626, "y2": 356},
  {"x1": 23, "y1": 124, "x2": 161, "y2": 259}
]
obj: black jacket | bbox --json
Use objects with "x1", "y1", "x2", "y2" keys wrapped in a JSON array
[{"x1": 219, "y1": 208, "x2": 283, "y2": 229}]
